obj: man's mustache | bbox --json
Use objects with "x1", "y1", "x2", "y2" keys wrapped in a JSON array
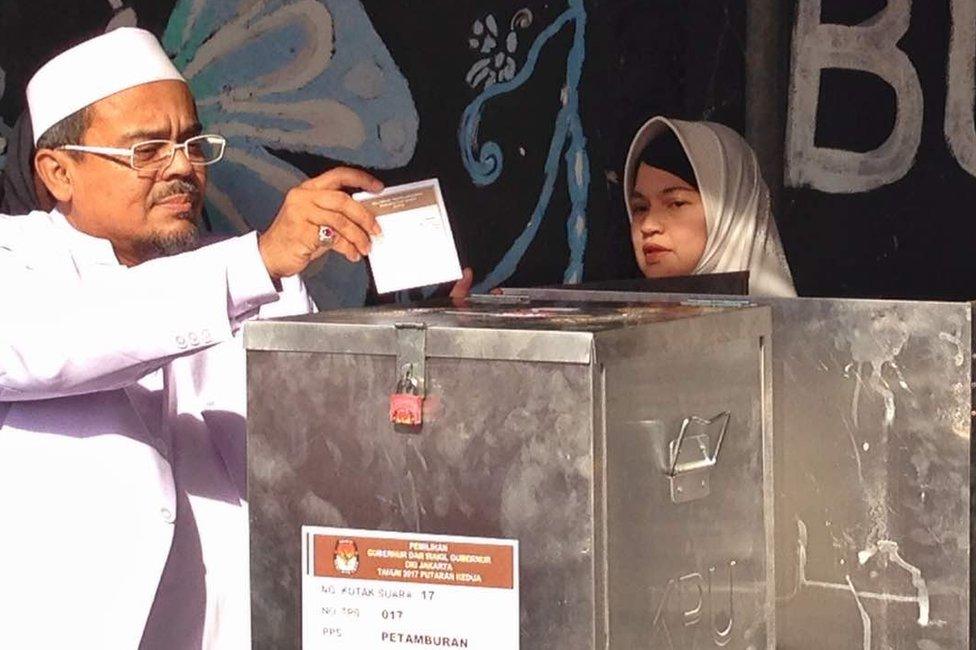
[{"x1": 152, "y1": 180, "x2": 201, "y2": 206}]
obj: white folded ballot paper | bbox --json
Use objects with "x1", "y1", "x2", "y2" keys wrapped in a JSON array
[{"x1": 354, "y1": 178, "x2": 463, "y2": 294}]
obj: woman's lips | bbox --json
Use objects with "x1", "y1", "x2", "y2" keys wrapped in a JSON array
[{"x1": 642, "y1": 242, "x2": 671, "y2": 262}]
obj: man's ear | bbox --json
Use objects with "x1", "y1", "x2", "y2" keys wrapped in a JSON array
[{"x1": 34, "y1": 149, "x2": 75, "y2": 204}]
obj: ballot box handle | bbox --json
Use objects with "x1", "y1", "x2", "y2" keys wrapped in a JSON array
[{"x1": 667, "y1": 411, "x2": 731, "y2": 503}]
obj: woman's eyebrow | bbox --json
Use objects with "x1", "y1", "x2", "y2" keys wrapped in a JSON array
[
  {"x1": 630, "y1": 189, "x2": 648, "y2": 201},
  {"x1": 660, "y1": 186, "x2": 695, "y2": 195}
]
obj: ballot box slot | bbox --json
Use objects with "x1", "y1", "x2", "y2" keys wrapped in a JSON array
[{"x1": 466, "y1": 293, "x2": 531, "y2": 306}]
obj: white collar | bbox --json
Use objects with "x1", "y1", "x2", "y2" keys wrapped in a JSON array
[{"x1": 48, "y1": 208, "x2": 121, "y2": 267}]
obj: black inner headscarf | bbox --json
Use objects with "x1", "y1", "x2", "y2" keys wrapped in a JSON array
[
  {"x1": 638, "y1": 128, "x2": 698, "y2": 190},
  {"x1": 0, "y1": 111, "x2": 43, "y2": 215}
]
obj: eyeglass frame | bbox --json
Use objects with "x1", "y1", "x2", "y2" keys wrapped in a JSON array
[{"x1": 59, "y1": 134, "x2": 226, "y2": 171}]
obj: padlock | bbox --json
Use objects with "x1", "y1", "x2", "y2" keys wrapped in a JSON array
[{"x1": 390, "y1": 368, "x2": 424, "y2": 426}]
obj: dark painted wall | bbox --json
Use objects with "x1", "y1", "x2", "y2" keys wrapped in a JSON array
[
  {"x1": 2, "y1": 1, "x2": 974, "y2": 302},
  {"x1": 780, "y1": 0, "x2": 976, "y2": 299}
]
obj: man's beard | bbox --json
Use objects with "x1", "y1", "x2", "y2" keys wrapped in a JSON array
[
  {"x1": 136, "y1": 220, "x2": 201, "y2": 258},
  {"x1": 136, "y1": 179, "x2": 203, "y2": 258}
]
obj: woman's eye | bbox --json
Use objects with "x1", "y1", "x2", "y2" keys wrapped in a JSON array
[
  {"x1": 631, "y1": 203, "x2": 649, "y2": 213},
  {"x1": 668, "y1": 201, "x2": 688, "y2": 209}
]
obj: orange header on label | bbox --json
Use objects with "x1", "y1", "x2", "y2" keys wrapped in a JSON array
[{"x1": 313, "y1": 534, "x2": 515, "y2": 590}]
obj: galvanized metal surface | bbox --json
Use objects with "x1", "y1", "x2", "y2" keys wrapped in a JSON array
[
  {"x1": 504, "y1": 288, "x2": 974, "y2": 649},
  {"x1": 244, "y1": 301, "x2": 748, "y2": 364},
  {"x1": 246, "y1": 301, "x2": 773, "y2": 649},
  {"x1": 603, "y1": 333, "x2": 771, "y2": 648},
  {"x1": 248, "y1": 353, "x2": 597, "y2": 648},
  {"x1": 771, "y1": 298, "x2": 971, "y2": 650}
]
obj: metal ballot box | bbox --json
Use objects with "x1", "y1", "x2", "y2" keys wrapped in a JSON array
[
  {"x1": 503, "y1": 288, "x2": 974, "y2": 649},
  {"x1": 245, "y1": 299, "x2": 774, "y2": 649}
]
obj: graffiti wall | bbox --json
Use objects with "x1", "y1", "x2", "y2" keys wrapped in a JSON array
[
  {"x1": 781, "y1": 0, "x2": 976, "y2": 299},
  {"x1": 0, "y1": 0, "x2": 615, "y2": 308},
  {"x1": 3, "y1": 1, "x2": 976, "y2": 302}
]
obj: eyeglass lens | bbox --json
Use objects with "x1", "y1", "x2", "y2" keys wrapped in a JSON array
[{"x1": 131, "y1": 136, "x2": 223, "y2": 169}]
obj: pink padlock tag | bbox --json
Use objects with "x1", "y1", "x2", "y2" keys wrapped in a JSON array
[{"x1": 390, "y1": 393, "x2": 424, "y2": 426}]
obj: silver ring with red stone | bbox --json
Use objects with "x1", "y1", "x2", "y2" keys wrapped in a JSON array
[{"x1": 317, "y1": 225, "x2": 336, "y2": 248}]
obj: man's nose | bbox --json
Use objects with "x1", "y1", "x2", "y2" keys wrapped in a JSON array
[{"x1": 159, "y1": 145, "x2": 194, "y2": 178}]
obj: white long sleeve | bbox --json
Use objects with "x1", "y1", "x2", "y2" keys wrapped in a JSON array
[{"x1": 0, "y1": 221, "x2": 279, "y2": 401}]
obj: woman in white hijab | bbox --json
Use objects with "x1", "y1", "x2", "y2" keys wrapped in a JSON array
[{"x1": 624, "y1": 116, "x2": 796, "y2": 297}]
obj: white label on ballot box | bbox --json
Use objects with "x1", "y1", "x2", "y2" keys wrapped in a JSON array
[{"x1": 301, "y1": 526, "x2": 519, "y2": 649}]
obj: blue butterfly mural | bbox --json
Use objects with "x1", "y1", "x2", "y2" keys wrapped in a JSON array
[{"x1": 161, "y1": 0, "x2": 419, "y2": 308}]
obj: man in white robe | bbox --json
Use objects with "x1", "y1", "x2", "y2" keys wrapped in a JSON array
[{"x1": 0, "y1": 28, "x2": 382, "y2": 649}]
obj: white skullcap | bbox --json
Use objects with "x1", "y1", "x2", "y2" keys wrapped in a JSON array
[{"x1": 27, "y1": 27, "x2": 185, "y2": 145}]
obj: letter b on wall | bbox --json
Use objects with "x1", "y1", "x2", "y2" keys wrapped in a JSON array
[
  {"x1": 786, "y1": 0, "x2": 923, "y2": 193},
  {"x1": 946, "y1": 0, "x2": 976, "y2": 178}
]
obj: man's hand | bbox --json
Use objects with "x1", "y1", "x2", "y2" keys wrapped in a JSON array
[{"x1": 257, "y1": 167, "x2": 384, "y2": 280}]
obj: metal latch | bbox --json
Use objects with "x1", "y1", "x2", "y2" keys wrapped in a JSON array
[
  {"x1": 389, "y1": 323, "x2": 427, "y2": 431},
  {"x1": 667, "y1": 412, "x2": 731, "y2": 503}
]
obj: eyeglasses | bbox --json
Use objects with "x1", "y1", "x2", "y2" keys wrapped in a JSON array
[{"x1": 60, "y1": 134, "x2": 226, "y2": 171}]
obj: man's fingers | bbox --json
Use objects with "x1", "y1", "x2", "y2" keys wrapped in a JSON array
[
  {"x1": 305, "y1": 207, "x2": 372, "y2": 256},
  {"x1": 306, "y1": 229, "x2": 363, "y2": 263},
  {"x1": 264, "y1": 170, "x2": 385, "y2": 279},
  {"x1": 304, "y1": 166, "x2": 384, "y2": 194},
  {"x1": 330, "y1": 237, "x2": 362, "y2": 263},
  {"x1": 307, "y1": 243, "x2": 330, "y2": 264},
  {"x1": 307, "y1": 191, "x2": 381, "y2": 236}
]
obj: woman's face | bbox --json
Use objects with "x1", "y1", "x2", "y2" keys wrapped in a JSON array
[{"x1": 629, "y1": 162, "x2": 707, "y2": 278}]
